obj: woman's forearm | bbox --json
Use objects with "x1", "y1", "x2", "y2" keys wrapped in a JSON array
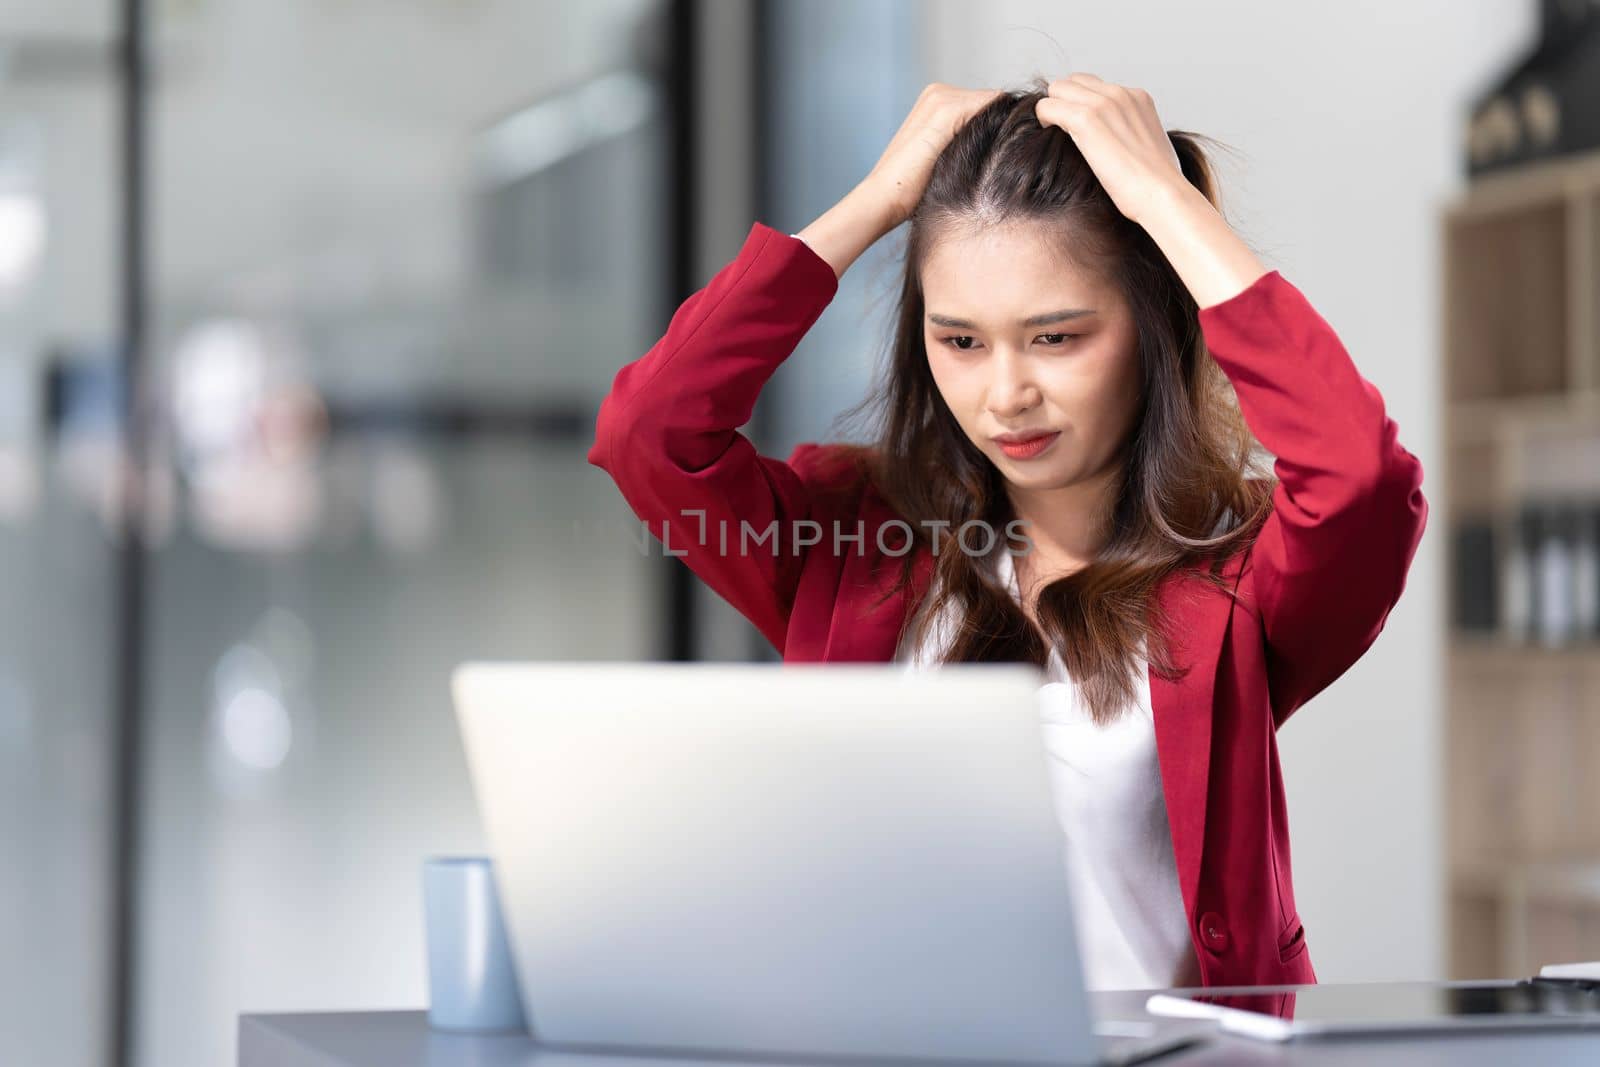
[
  {"x1": 795, "y1": 180, "x2": 901, "y2": 281},
  {"x1": 1137, "y1": 178, "x2": 1270, "y2": 310}
]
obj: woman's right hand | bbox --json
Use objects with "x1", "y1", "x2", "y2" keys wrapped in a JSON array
[
  {"x1": 797, "y1": 83, "x2": 1004, "y2": 280},
  {"x1": 863, "y1": 83, "x2": 1006, "y2": 227}
]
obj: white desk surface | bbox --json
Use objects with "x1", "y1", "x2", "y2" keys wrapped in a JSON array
[{"x1": 239, "y1": 982, "x2": 1600, "y2": 1066}]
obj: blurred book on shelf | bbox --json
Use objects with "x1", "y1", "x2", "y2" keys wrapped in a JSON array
[{"x1": 1453, "y1": 492, "x2": 1600, "y2": 648}]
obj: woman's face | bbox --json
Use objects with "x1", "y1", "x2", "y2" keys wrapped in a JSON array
[{"x1": 920, "y1": 222, "x2": 1143, "y2": 496}]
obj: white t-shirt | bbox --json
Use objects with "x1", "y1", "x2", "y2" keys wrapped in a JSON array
[{"x1": 894, "y1": 549, "x2": 1200, "y2": 991}]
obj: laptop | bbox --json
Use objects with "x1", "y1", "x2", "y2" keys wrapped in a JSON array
[{"x1": 452, "y1": 661, "x2": 1205, "y2": 1066}]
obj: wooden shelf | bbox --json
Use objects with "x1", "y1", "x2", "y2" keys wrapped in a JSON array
[
  {"x1": 1452, "y1": 861, "x2": 1600, "y2": 978},
  {"x1": 1455, "y1": 860, "x2": 1600, "y2": 906},
  {"x1": 1448, "y1": 389, "x2": 1600, "y2": 431},
  {"x1": 1444, "y1": 202, "x2": 1569, "y2": 403},
  {"x1": 1442, "y1": 146, "x2": 1600, "y2": 980},
  {"x1": 1449, "y1": 632, "x2": 1600, "y2": 660},
  {"x1": 1442, "y1": 148, "x2": 1600, "y2": 221}
]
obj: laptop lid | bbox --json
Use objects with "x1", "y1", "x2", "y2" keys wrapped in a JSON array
[{"x1": 453, "y1": 661, "x2": 1102, "y2": 1065}]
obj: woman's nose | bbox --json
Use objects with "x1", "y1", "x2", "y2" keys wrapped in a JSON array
[{"x1": 986, "y1": 353, "x2": 1040, "y2": 418}]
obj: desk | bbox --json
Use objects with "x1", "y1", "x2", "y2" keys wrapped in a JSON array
[{"x1": 238, "y1": 983, "x2": 1600, "y2": 1066}]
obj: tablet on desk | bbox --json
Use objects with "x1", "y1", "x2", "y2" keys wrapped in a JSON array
[{"x1": 1147, "y1": 980, "x2": 1600, "y2": 1042}]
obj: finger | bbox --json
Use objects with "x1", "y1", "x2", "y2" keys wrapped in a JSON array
[
  {"x1": 1066, "y1": 72, "x2": 1146, "y2": 108},
  {"x1": 959, "y1": 87, "x2": 1006, "y2": 115},
  {"x1": 1043, "y1": 80, "x2": 1107, "y2": 110},
  {"x1": 1047, "y1": 79, "x2": 1130, "y2": 121},
  {"x1": 929, "y1": 85, "x2": 1004, "y2": 128},
  {"x1": 1035, "y1": 95, "x2": 1096, "y2": 135},
  {"x1": 1064, "y1": 72, "x2": 1130, "y2": 106},
  {"x1": 1060, "y1": 73, "x2": 1155, "y2": 127},
  {"x1": 1076, "y1": 76, "x2": 1153, "y2": 130},
  {"x1": 1048, "y1": 73, "x2": 1111, "y2": 104},
  {"x1": 1064, "y1": 71, "x2": 1113, "y2": 92},
  {"x1": 1039, "y1": 82, "x2": 1129, "y2": 134}
]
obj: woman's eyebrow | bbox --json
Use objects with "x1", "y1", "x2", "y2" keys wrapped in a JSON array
[{"x1": 926, "y1": 308, "x2": 1097, "y2": 329}]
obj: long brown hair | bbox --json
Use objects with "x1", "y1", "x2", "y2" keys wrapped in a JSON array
[{"x1": 833, "y1": 80, "x2": 1275, "y2": 723}]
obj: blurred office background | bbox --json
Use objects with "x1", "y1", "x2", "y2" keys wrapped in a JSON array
[{"x1": 0, "y1": 0, "x2": 1593, "y2": 1064}]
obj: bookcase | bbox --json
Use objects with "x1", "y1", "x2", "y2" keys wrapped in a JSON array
[{"x1": 1443, "y1": 147, "x2": 1600, "y2": 978}]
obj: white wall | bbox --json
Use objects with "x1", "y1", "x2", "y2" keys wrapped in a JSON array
[
  {"x1": 0, "y1": 0, "x2": 108, "y2": 39},
  {"x1": 920, "y1": 0, "x2": 1539, "y2": 981}
]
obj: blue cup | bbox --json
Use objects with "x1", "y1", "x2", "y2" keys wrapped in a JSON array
[{"x1": 422, "y1": 856, "x2": 528, "y2": 1033}]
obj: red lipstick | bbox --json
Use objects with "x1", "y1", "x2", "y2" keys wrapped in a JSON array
[{"x1": 993, "y1": 431, "x2": 1060, "y2": 460}]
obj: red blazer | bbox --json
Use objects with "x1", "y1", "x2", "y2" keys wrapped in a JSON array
[{"x1": 588, "y1": 221, "x2": 1428, "y2": 988}]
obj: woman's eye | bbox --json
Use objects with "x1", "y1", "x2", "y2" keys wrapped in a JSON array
[{"x1": 936, "y1": 334, "x2": 1078, "y2": 351}]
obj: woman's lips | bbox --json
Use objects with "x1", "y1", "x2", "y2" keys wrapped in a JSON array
[{"x1": 994, "y1": 431, "x2": 1061, "y2": 460}]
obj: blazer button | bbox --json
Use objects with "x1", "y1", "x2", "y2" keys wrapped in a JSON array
[{"x1": 1199, "y1": 911, "x2": 1231, "y2": 953}]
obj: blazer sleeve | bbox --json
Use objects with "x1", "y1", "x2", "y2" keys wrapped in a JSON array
[
  {"x1": 1198, "y1": 271, "x2": 1429, "y2": 727},
  {"x1": 586, "y1": 221, "x2": 843, "y2": 654}
]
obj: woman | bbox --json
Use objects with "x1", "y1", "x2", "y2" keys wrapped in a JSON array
[{"x1": 588, "y1": 75, "x2": 1428, "y2": 991}]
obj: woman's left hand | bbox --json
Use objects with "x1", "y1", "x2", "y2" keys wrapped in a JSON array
[{"x1": 1035, "y1": 73, "x2": 1186, "y2": 226}]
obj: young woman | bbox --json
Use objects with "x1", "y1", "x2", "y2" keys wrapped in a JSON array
[{"x1": 588, "y1": 75, "x2": 1428, "y2": 991}]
